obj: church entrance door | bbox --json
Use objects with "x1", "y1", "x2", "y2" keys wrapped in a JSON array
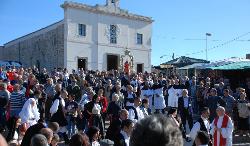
[
  {"x1": 78, "y1": 58, "x2": 87, "y2": 71},
  {"x1": 137, "y1": 63, "x2": 143, "y2": 73},
  {"x1": 107, "y1": 54, "x2": 118, "y2": 71}
]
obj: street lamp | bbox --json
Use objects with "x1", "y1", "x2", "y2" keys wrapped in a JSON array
[{"x1": 205, "y1": 33, "x2": 212, "y2": 61}]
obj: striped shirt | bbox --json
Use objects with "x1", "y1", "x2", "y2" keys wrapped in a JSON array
[{"x1": 10, "y1": 91, "x2": 25, "y2": 110}]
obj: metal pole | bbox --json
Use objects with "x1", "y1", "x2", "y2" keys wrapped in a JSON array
[{"x1": 206, "y1": 34, "x2": 208, "y2": 61}]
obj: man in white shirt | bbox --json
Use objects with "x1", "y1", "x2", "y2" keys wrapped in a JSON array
[
  {"x1": 190, "y1": 107, "x2": 210, "y2": 140},
  {"x1": 128, "y1": 97, "x2": 144, "y2": 123},
  {"x1": 210, "y1": 106, "x2": 233, "y2": 146}
]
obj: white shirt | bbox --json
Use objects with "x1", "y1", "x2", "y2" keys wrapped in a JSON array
[
  {"x1": 78, "y1": 94, "x2": 90, "y2": 110},
  {"x1": 50, "y1": 98, "x2": 65, "y2": 115},
  {"x1": 141, "y1": 89, "x2": 153, "y2": 108},
  {"x1": 126, "y1": 92, "x2": 135, "y2": 107},
  {"x1": 210, "y1": 115, "x2": 233, "y2": 146},
  {"x1": 189, "y1": 116, "x2": 210, "y2": 140},
  {"x1": 120, "y1": 130, "x2": 130, "y2": 146},
  {"x1": 131, "y1": 80, "x2": 139, "y2": 92},
  {"x1": 92, "y1": 103, "x2": 101, "y2": 115},
  {"x1": 128, "y1": 106, "x2": 144, "y2": 123},
  {"x1": 92, "y1": 141, "x2": 100, "y2": 146}
]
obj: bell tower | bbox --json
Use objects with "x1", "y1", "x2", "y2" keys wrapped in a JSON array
[{"x1": 106, "y1": 0, "x2": 120, "y2": 8}]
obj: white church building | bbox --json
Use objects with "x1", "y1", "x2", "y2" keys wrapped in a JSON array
[{"x1": 2, "y1": 0, "x2": 153, "y2": 73}]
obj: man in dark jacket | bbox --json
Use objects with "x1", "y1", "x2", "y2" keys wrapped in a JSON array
[
  {"x1": 178, "y1": 89, "x2": 194, "y2": 133},
  {"x1": 106, "y1": 109, "x2": 128, "y2": 141},
  {"x1": 114, "y1": 119, "x2": 134, "y2": 146},
  {"x1": 205, "y1": 88, "x2": 226, "y2": 121},
  {"x1": 20, "y1": 120, "x2": 46, "y2": 146}
]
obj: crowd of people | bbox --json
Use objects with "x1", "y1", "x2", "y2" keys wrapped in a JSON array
[{"x1": 0, "y1": 66, "x2": 250, "y2": 146}]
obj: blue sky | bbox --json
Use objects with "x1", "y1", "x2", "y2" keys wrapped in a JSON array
[{"x1": 1, "y1": 0, "x2": 250, "y2": 65}]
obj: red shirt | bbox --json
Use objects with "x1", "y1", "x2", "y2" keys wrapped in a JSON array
[
  {"x1": 99, "y1": 96, "x2": 108, "y2": 113},
  {"x1": 7, "y1": 71, "x2": 14, "y2": 81},
  {"x1": 7, "y1": 84, "x2": 13, "y2": 93}
]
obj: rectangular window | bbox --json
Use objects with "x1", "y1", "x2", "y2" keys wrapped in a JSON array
[
  {"x1": 137, "y1": 33, "x2": 143, "y2": 44},
  {"x1": 78, "y1": 24, "x2": 86, "y2": 36},
  {"x1": 110, "y1": 25, "x2": 117, "y2": 44}
]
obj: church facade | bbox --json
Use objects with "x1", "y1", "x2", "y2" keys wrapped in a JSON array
[{"x1": 2, "y1": 0, "x2": 153, "y2": 72}]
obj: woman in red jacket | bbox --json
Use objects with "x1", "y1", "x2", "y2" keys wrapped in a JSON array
[{"x1": 98, "y1": 89, "x2": 108, "y2": 126}]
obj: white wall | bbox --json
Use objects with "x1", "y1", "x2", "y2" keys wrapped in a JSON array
[{"x1": 64, "y1": 6, "x2": 152, "y2": 72}]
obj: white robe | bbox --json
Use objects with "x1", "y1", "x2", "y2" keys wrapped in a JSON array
[
  {"x1": 19, "y1": 98, "x2": 40, "y2": 126},
  {"x1": 210, "y1": 115, "x2": 233, "y2": 146},
  {"x1": 168, "y1": 87, "x2": 182, "y2": 107},
  {"x1": 140, "y1": 88, "x2": 153, "y2": 109},
  {"x1": 154, "y1": 87, "x2": 166, "y2": 109}
]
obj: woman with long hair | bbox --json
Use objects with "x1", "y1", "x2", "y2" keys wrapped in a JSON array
[
  {"x1": 84, "y1": 94, "x2": 104, "y2": 138},
  {"x1": 97, "y1": 89, "x2": 108, "y2": 125}
]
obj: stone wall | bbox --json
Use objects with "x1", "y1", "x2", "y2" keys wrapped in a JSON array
[{"x1": 4, "y1": 24, "x2": 64, "y2": 71}]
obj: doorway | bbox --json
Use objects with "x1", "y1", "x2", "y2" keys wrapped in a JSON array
[
  {"x1": 107, "y1": 54, "x2": 118, "y2": 71},
  {"x1": 78, "y1": 58, "x2": 87, "y2": 71},
  {"x1": 137, "y1": 63, "x2": 143, "y2": 73}
]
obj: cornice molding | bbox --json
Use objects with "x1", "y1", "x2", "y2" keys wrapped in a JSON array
[{"x1": 61, "y1": 1, "x2": 153, "y2": 23}]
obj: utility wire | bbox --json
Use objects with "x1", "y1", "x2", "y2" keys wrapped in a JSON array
[{"x1": 183, "y1": 32, "x2": 250, "y2": 56}]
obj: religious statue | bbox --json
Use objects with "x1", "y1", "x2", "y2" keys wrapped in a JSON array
[{"x1": 124, "y1": 61, "x2": 130, "y2": 74}]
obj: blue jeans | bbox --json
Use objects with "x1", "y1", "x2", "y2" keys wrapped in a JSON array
[{"x1": 67, "y1": 116, "x2": 76, "y2": 137}]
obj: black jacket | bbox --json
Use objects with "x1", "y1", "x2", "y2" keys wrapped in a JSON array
[
  {"x1": 20, "y1": 123, "x2": 45, "y2": 146},
  {"x1": 114, "y1": 132, "x2": 126, "y2": 146}
]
